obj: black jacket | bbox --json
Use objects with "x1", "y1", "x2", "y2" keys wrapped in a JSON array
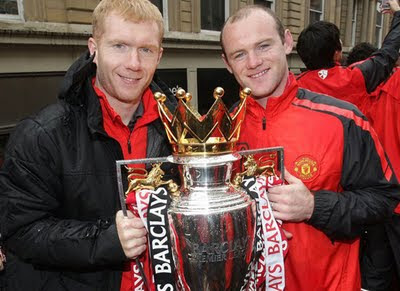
[{"x1": 0, "y1": 51, "x2": 176, "y2": 290}]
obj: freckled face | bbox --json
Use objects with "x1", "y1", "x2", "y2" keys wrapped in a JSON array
[
  {"x1": 222, "y1": 11, "x2": 293, "y2": 99},
  {"x1": 88, "y1": 12, "x2": 163, "y2": 105}
]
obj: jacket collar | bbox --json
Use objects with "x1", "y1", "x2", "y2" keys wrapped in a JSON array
[
  {"x1": 94, "y1": 81, "x2": 160, "y2": 131},
  {"x1": 58, "y1": 50, "x2": 96, "y2": 105},
  {"x1": 246, "y1": 72, "x2": 298, "y2": 118}
]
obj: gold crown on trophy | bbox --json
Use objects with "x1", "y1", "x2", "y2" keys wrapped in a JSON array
[{"x1": 154, "y1": 87, "x2": 251, "y2": 156}]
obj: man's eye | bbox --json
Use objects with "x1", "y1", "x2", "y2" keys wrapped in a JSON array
[
  {"x1": 113, "y1": 44, "x2": 126, "y2": 50},
  {"x1": 258, "y1": 44, "x2": 269, "y2": 51},
  {"x1": 140, "y1": 47, "x2": 152, "y2": 54},
  {"x1": 234, "y1": 52, "x2": 245, "y2": 60}
]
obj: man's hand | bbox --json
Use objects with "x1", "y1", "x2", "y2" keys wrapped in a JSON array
[
  {"x1": 382, "y1": 0, "x2": 400, "y2": 14},
  {"x1": 267, "y1": 168, "x2": 315, "y2": 222},
  {"x1": 116, "y1": 210, "x2": 147, "y2": 259},
  {"x1": 282, "y1": 228, "x2": 293, "y2": 240}
]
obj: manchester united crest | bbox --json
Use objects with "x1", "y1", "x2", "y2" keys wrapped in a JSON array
[
  {"x1": 294, "y1": 155, "x2": 319, "y2": 181},
  {"x1": 318, "y1": 69, "x2": 328, "y2": 80}
]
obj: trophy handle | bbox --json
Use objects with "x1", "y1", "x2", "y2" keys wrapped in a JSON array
[
  {"x1": 116, "y1": 156, "x2": 170, "y2": 217},
  {"x1": 235, "y1": 146, "x2": 285, "y2": 184}
]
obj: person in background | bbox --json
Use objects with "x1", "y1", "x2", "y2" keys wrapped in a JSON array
[
  {"x1": 345, "y1": 40, "x2": 400, "y2": 181},
  {"x1": 345, "y1": 42, "x2": 378, "y2": 66},
  {"x1": 296, "y1": 1, "x2": 400, "y2": 290},
  {"x1": 0, "y1": 0, "x2": 175, "y2": 290},
  {"x1": 347, "y1": 42, "x2": 400, "y2": 291},
  {"x1": 296, "y1": 0, "x2": 399, "y2": 111},
  {"x1": 220, "y1": 4, "x2": 400, "y2": 291}
]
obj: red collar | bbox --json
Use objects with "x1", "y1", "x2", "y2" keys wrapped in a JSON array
[
  {"x1": 92, "y1": 78, "x2": 159, "y2": 129},
  {"x1": 246, "y1": 72, "x2": 298, "y2": 118}
]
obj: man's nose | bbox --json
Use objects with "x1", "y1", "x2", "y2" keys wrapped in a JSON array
[
  {"x1": 246, "y1": 51, "x2": 262, "y2": 69},
  {"x1": 127, "y1": 50, "x2": 141, "y2": 70}
]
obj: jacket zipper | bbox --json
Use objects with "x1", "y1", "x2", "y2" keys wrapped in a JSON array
[
  {"x1": 127, "y1": 129, "x2": 133, "y2": 154},
  {"x1": 262, "y1": 117, "x2": 266, "y2": 130}
]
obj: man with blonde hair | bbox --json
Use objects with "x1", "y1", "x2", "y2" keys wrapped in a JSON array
[{"x1": 0, "y1": 0, "x2": 175, "y2": 290}]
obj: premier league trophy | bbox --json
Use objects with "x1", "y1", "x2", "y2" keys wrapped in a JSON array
[{"x1": 116, "y1": 88, "x2": 286, "y2": 291}]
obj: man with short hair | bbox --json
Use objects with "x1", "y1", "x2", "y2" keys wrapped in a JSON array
[
  {"x1": 220, "y1": 4, "x2": 400, "y2": 290},
  {"x1": 345, "y1": 42, "x2": 378, "y2": 66},
  {"x1": 0, "y1": 0, "x2": 175, "y2": 290},
  {"x1": 296, "y1": 1, "x2": 400, "y2": 111}
]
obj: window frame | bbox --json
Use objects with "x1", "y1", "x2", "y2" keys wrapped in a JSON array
[
  {"x1": 375, "y1": 8, "x2": 383, "y2": 48},
  {"x1": 150, "y1": 0, "x2": 168, "y2": 32},
  {"x1": 162, "y1": 0, "x2": 169, "y2": 32},
  {"x1": 0, "y1": 0, "x2": 24, "y2": 21},
  {"x1": 309, "y1": 0, "x2": 325, "y2": 24},
  {"x1": 351, "y1": 0, "x2": 358, "y2": 46},
  {"x1": 200, "y1": 0, "x2": 229, "y2": 34},
  {"x1": 254, "y1": 0, "x2": 276, "y2": 11}
]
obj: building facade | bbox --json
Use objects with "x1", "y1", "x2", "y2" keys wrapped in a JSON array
[{"x1": 0, "y1": 0, "x2": 392, "y2": 163}]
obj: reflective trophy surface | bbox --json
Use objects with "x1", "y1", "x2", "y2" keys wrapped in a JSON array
[
  {"x1": 116, "y1": 88, "x2": 285, "y2": 290},
  {"x1": 169, "y1": 153, "x2": 254, "y2": 290}
]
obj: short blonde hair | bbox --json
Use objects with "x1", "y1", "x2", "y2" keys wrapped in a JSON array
[{"x1": 92, "y1": 0, "x2": 164, "y2": 42}]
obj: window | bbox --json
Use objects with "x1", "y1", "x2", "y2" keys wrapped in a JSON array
[
  {"x1": 150, "y1": 0, "x2": 163, "y2": 15},
  {"x1": 309, "y1": 0, "x2": 324, "y2": 24},
  {"x1": 351, "y1": 0, "x2": 358, "y2": 46},
  {"x1": 201, "y1": 0, "x2": 229, "y2": 32},
  {"x1": 375, "y1": 9, "x2": 383, "y2": 48},
  {"x1": 254, "y1": 0, "x2": 275, "y2": 11},
  {"x1": 0, "y1": 72, "x2": 65, "y2": 137},
  {"x1": 0, "y1": 0, "x2": 23, "y2": 20},
  {"x1": 150, "y1": 0, "x2": 168, "y2": 31}
]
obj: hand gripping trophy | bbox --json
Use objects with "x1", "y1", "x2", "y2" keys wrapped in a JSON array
[{"x1": 116, "y1": 88, "x2": 287, "y2": 291}]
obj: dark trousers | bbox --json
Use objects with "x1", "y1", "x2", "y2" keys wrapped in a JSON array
[{"x1": 360, "y1": 223, "x2": 397, "y2": 291}]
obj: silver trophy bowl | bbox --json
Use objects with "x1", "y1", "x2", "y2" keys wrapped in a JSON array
[
  {"x1": 116, "y1": 146, "x2": 285, "y2": 290},
  {"x1": 169, "y1": 153, "x2": 255, "y2": 291}
]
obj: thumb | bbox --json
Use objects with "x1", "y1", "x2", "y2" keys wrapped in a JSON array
[
  {"x1": 116, "y1": 209, "x2": 135, "y2": 220},
  {"x1": 282, "y1": 228, "x2": 293, "y2": 240},
  {"x1": 284, "y1": 168, "x2": 300, "y2": 185}
]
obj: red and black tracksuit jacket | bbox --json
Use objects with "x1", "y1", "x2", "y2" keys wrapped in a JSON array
[
  {"x1": 296, "y1": 11, "x2": 400, "y2": 109},
  {"x1": 296, "y1": 11, "x2": 400, "y2": 290},
  {"x1": 296, "y1": 11, "x2": 400, "y2": 178},
  {"x1": 366, "y1": 67, "x2": 400, "y2": 179},
  {"x1": 236, "y1": 74, "x2": 400, "y2": 291}
]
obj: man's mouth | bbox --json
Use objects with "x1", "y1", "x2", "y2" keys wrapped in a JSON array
[
  {"x1": 120, "y1": 75, "x2": 140, "y2": 83},
  {"x1": 250, "y1": 69, "x2": 268, "y2": 78}
]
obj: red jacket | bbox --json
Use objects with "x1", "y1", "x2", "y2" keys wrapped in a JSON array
[
  {"x1": 365, "y1": 67, "x2": 400, "y2": 177},
  {"x1": 296, "y1": 15, "x2": 400, "y2": 287},
  {"x1": 297, "y1": 66, "x2": 400, "y2": 179},
  {"x1": 297, "y1": 11, "x2": 400, "y2": 180},
  {"x1": 297, "y1": 64, "x2": 368, "y2": 109},
  {"x1": 237, "y1": 74, "x2": 399, "y2": 290}
]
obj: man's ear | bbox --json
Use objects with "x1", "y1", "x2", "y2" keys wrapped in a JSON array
[
  {"x1": 222, "y1": 53, "x2": 233, "y2": 74},
  {"x1": 88, "y1": 37, "x2": 98, "y2": 64},
  {"x1": 283, "y1": 29, "x2": 294, "y2": 55}
]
